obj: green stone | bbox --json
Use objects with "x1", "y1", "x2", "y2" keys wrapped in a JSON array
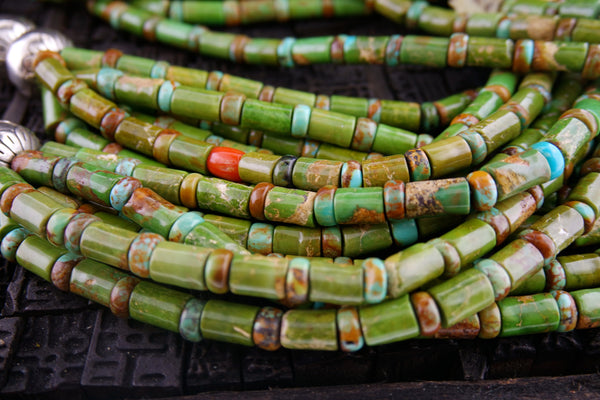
[
  {"x1": 309, "y1": 258, "x2": 364, "y2": 305},
  {"x1": 80, "y1": 222, "x2": 137, "y2": 270},
  {"x1": 70, "y1": 258, "x2": 130, "y2": 307},
  {"x1": 200, "y1": 299, "x2": 259, "y2": 346},
  {"x1": 272, "y1": 226, "x2": 321, "y2": 257},
  {"x1": 196, "y1": 176, "x2": 251, "y2": 219},
  {"x1": 498, "y1": 293, "x2": 560, "y2": 336},
  {"x1": 440, "y1": 219, "x2": 496, "y2": 266},
  {"x1": 342, "y1": 224, "x2": 393, "y2": 258},
  {"x1": 281, "y1": 309, "x2": 338, "y2": 350},
  {"x1": 264, "y1": 187, "x2": 316, "y2": 227},
  {"x1": 149, "y1": 241, "x2": 211, "y2": 291},
  {"x1": 229, "y1": 254, "x2": 289, "y2": 300},
  {"x1": 385, "y1": 242, "x2": 445, "y2": 297},
  {"x1": 16, "y1": 235, "x2": 67, "y2": 282},
  {"x1": 561, "y1": 254, "x2": 600, "y2": 290},
  {"x1": 10, "y1": 191, "x2": 63, "y2": 238},
  {"x1": 359, "y1": 295, "x2": 420, "y2": 346}
]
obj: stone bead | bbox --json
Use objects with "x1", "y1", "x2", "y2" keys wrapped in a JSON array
[
  {"x1": 404, "y1": 178, "x2": 471, "y2": 218},
  {"x1": 362, "y1": 257, "x2": 387, "y2": 304},
  {"x1": 529, "y1": 205, "x2": 584, "y2": 252},
  {"x1": 351, "y1": 118, "x2": 377, "y2": 151},
  {"x1": 51, "y1": 253, "x2": 83, "y2": 292},
  {"x1": 433, "y1": 314, "x2": 480, "y2": 339},
  {"x1": 314, "y1": 185, "x2": 337, "y2": 227},
  {"x1": 206, "y1": 146, "x2": 244, "y2": 182},
  {"x1": 252, "y1": 306, "x2": 283, "y2": 351},
  {"x1": 309, "y1": 259, "x2": 363, "y2": 305},
  {"x1": 80, "y1": 222, "x2": 137, "y2": 270},
  {"x1": 184, "y1": 218, "x2": 248, "y2": 256},
  {"x1": 334, "y1": 187, "x2": 385, "y2": 225},
  {"x1": 372, "y1": 124, "x2": 417, "y2": 155},
  {"x1": 272, "y1": 155, "x2": 297, "y2": 188},
  {"x1": 99, "y1": 108, "x2": 128, "y2": 141},
  {"x1": 582, "y1": 44, "x2": 600, "y2": 80},
  {"x1": 179, "y1": 173, "x2": 202, "y2": 208},
  {"x1": 400, "y1": 35, "x2": 448, "y2": 68},
  {"x1": 322, "y1": 226, "x2": 342, "y2": 258},
  {"x1": 389, "y1": 219, "x2": 419, "y2": 248},
  {"x1": 498, "y1": 293, "x2": 560, "y2": 337},
  {"x1": 428, "y1": 268, "x2": 495, "y2": 327},
  {"x1": 551, "y1": 290, "x2": 578, "y2": 332},
  {"x1": 447, "y1": 33, "x2": 468, "y2": 68},
  {"x1": 410, "y1": 291, "x2": 441, "y2": 337},
  {"x1": 122, "y1": 187, "x2": 184, "y2": 238},
  {"x1": 404, "y1": 148, "x2": 431, "y2": 181},
  {"x1": 421, "y1": 136, "x2": 472, "y2": 178},
  {"x1": 196, "y1": 176, "x2": 252, "y2": 219},
  {"x1": 566, "y1": 172, "x2": 600, "y2": 216},
  {"x1": 63, "y1": 213, "x2": 102, "y2": 254},
  {"x1": 478, "y1": 303, "x2": 501, "y2": 339},
  {"x1": 247, "y1": 222, "x2": 274, "y2": 255},
  {"x1": 167, "y1": 135, "x2": 214, "y2": 176},
  {"x1": 342, "y1": 224, "x2": 393, "y2": 258},
  {"x1": 178, "y1": 298, "x2": 205, "y2": 342},
  {"x1": 281, "y1": 309, "x2": 338, "y2": 350},
  {"x1": 149, "y1": 241, "x2": 211, "y2": 291},
  {"x1": 70, "y1": 258, "x2": 129, "y2": 307},
  {"x1": 229, "y1": 254, "x2": 288, "y2": 300},
  {"x1": 440, "y1": 218, "x2": 497, "y2": 266},
  {"x1": 474, "y1": 259, "x2": 512, "y2": 301},
  {"x1": 527, "y1": 185, "x2": 544, "y2": 210},
  {"x1": 495, "y1": 191, "x2": 538, "y2": 233},
  {"x1": 204, "y1": 249, "x2": 233, "y2": 294},
  {"x1": 544, "y1": 259, "x2": 566, "y2": 291},
  {"x1": 458, "y1": 129, "x2": 488, "y2": 165},
  {"x1": 475, "y1": 208, "x2": 511, "y2": 244},
  {"x1": 284, "y1": 257, "x2": 310, "y2": 305},
  {"x1": 248, "y1": 182, "x2": 274, "y2": 220},
  {"x1": 264, "y1": 187, "x2": 317, "y2": 227},
  {"x1": 109, "y1": 176, "x2": 141, "y2": 211},
  {"x1": 240, "y1": 99, "x2": 293, "y2": 134},
  {"x1": 65, "y1": 163, "x2": 121, "y2": 207},
  {"x1": 1, "y1": 228, "x2": 30, "y2": 262},
  {"x1": 362, "y1": 155, "x2": 410, "y2": 187},
  {"x1": 383, "y1": 180, "x2": 405, "y2": 220},
  {"x1": 131, "y1": 164, "x2": 186, "y2": 205},
  {"x1": 292, "y1": 158, "x2": 343, "y2": 191},
  {"x1": 273, "y1": 226, "x2": 321, "y2": 257},
  {"x1": 467, "y1": 170, "x2": 498, "y2": 212},
  {"x1": 238, "y1": 152, "x2": 279, "y2": 184},
  {"x1": 127, "y1": 232, "x2": 165, "y2": 278},
  {"x1": 429, "y1": 238, "x2": 461, "y2": 278},
  {"x1": 109, "y1": 276, "x2": 140, "y2": 318},
  {"x1": 542, "y1": 118, "x2": 591, "y2": 178},
  {"x1": 290, "y1": 104, "x2": 311, "y2": 137},
  {"x1": 340, "y1": 160, "x2": 362, "y2": 188},
  {"x1": 337, "y1": 306, "x2": 364, "y2": 352},
  {"x1": 0, "y1": 183, "x2": 35, "y2": 216},
  {"x1": 9, "y1": 191, "x2": 65, "y2": 239},
  {"x1": 572, "y1": 288, "x2": 600, "y2": 329},
  {"x1": 519, "y1": 229, "x2": 557, "y2": 264},
  {"x1": 359, "y1": 295, "x2": 420, "y2": 346},
  {"x1": 561, "y1": 254, "x2": 600, "y2": 291},
  {"x1": 11, "y1": 151, "x2": 59, "y2": 188},
  {"x1": 385, "y1": 242, "x2": 445, "y2": 298},
  {"x1": 491, "y1": 238, "x2": 545, "y2": 294}
]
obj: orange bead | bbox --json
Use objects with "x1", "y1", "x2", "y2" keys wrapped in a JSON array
[{"x1": 206, "y1": 146, "x2": 244, "y2": 183}]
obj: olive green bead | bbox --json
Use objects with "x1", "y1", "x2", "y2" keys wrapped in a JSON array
[
  {"x1": 155, "y1": 19, "x2": 194, "y2": 49},
  {"x1": 465, "y1": 13, "x2": 504, "y2": 36},
  {"x1": 309, "y1": 259, "x2": 364, "y2": 305},
  {"x1": 129, "y1": 281, "x2": 193, "y2": 332},
  {"x1": 95, "y1": 211, "x2": 141, "y2": 232},
  {"x1": 42, "y1": 87, "x2": 68, "y2": 133},
  {"x1": 373, "y1": 0, "x2": 411, "y2": 23},
  {"x1": 380, "y1": 100, "x2": 421, "y2": 131},
  {"x1": 70, "y1": 258, "x2": 132, "y2": 308},
  {"x1": 115, "y1": 54, "x2": 155, "y2": 76},
  {"x1": 330, "y1": 95, "x2": 368, "y2": 119},
  {"x1": 0, "y1": 213, "x2": 20, "y2": 241},
  {"x1": 10, "y1": 191, "x2": 64, "y2": 238},
  {"x1": 264, "y1": 187, "x2": 316, "y2": 227},
  {"x1": 35, "y1": 57, "x2": 73, "y2": 93},
  {"x1": 429, "y1": 268, "x2": 495, "y2": 327},
  {"x1": 228, "y1": 254, "x2": 288, "y2": 299},
  {"x1": 308, "y1": 109, "x2": 356, "y2": 149},
  {"x1": 281, "y1": 309, "x2": 338, "y2": 350},
  {"x1": 114, "y1": 76, "x2": 162, "y2": 110},
  {"x1": 495, "y1": 192, "x2": 536, "y2": 233},
  {"x1": 491, "y1": 238, "x2": 545, "y2": 290},
  {"x1": 272, "y1": 87, "x2": 316, "y2": 107},
  {"x1": 149, "y1": 241, "x2": 211, "y2": 291},
  {"x1": 184, "y1": 220, "x2": 249, "y2": 255},
  {"x1": 344, "y1": 36, "x2": 389, "y2": 64},
  {"x1": 440, "y1": 219, "x2": 496, "y2": 266},
  {"x1": 400, "y1": 36, "x2": 448, "y2": 68},
  {"x1": 567, "y1": 172, "x2": 600, "y2": 215},
  {"x1": 80, "y1": 222, "x2": 137, "y2": 270},
  {"x1": 65, "y1": 128, "x2": 110, "y2": 151},
  {"x1": 203, "y1": 214, "x2": 251, "y2": 247},
  {"x1": 359, "y1": 295, "x2": 420, "y2": 346},
  {"x1": 472, "y1": 109, "x2": 522, "y2": 153},
  {"x1": 510, "y1": 267, "x2": 546, "y2": 295},
  {"x1": 292, "y1": 158, "x2": 343, "y2": 191},
  {"x1": 362, "y1": 155, "x2": 410, "y2": 187},
  {"x1": 40, "y1": 142, "x2": 78, "y2": 159},
  {"x1": 244, "y1": 38, "x2": 280, "y2": 65},
  {"x1": 66, "y1": 163, "x2": 122, "y2": 207},
  {"x1": 385, "y1": 242, "x2": 445, "y2": 297},
  {"x1": 371, "y1": 124, "x2": 416, "y2": 155},
  {"x1": 132, "y1": 164, "x2": 186, "y2": 205},
  {"x1": 114, "y1": 117, "x2": 163, "y2": 156},
  {"x1": 543, "y1": 118, "x2": 591, "y2": 167},
  {"x1": 334, "y1": 188, "x2": 385, "y2": 225},
  {"x1": 200, "y1": 300, "x2": 259, "y2": 346},
  {"x1": 167, "y1": 135, "x2": 214, "y2": 175},
  {"x1": 572, "y1": 19, "x2": 600, "y2": 43},
  {"x1": 219, "y1": 75, "x2": 263, "y2": 99},
  {"x1": 198, "y1": 31, "x2": 236, "y2": 59},
  {"x1": 530, "y1": 205, "x2": 584, "y2": 252},
  {"x1": 196, "y1": 176, "x2": 252, "y2": 219},
  {"x1": 498, "y1": 293, "x2": 560, "y2": 336},
  {"x1": 291, "y1": 36, "x2": 335, "y2": 65},
  {"x1": 421, "y1": 136, "x2": 472, "y2": 178},
  {"x1": 342, "y1": 224, "x2": 393, "y2": 258},
  {"x1": 171, "y1": 87, "x2": 223, "y2": 122},
  {"x1": 261, "y1": 133, "x2": 303, "y2": 156},
  {"x1": 572, "y1": 288, "x2": 600, "y2": 329},
  {"x1": 418, "y1": 6, "x2": 455, "y2": 36},
  {"x1": 272, "y1": 226, "x2": 321, "y2": 257},
  {"x1": 16, "y1": 235, "x2": 67, "y2": 282},
  {"x1": 561, "y1": 254, "x2": 600, "y2": 290},
  {"x1": 467, "y1": 37, "x2": 514, "y2": 69},
  {"x1": 69, "y1": 88, "x2": 116, "y2": 129},
  {"x1": 238, "y1": 152, "x2": 280, "y2": 184},
  {"x1": 166, "y1": 66, "x2": 208, "y2": 88},
  {"x1": 61, "y1": 47, "x2": 104, "y2": 69},
  {"x1": 465, "y1": 90, "x2": 504, "y2": 121},
  {"x1": 240, "y1": 99, "x2": 293, "y2": 134},
  {"x1": 121, "y1": 189, "x2": 184, "y2": 238}
]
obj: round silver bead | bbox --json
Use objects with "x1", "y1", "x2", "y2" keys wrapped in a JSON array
[
  {"x1": 0, "y1": 16, "x2": 35, "y2": 71},
  {"x1": 0, "y1": 121, "x2": 41, "y2": 167},
  {"x1": 6, "y1": 28, "x2": 72, "y2": 96}
]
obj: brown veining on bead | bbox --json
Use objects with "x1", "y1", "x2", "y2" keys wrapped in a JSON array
[
  {"x1": 367, "y1": 100, "x2": 381, "y2": 120},
  {"x1": 477, "y1": 209, "x2": 511, "y2": 244},
  {"x1": 554, "y1": 18, "x2": 577, "y2": 41},
  {"x1": 230, "y1": 35, "x2": 250, "y2": 62},
  {"x1": 434, "y1": 314, "x2": 480, "y2": 339},
  {"x1": 152, "y1": 128, "x2": 180, "y2": 165},
  {"x1": 404, "y1": 178, "x2": 463, "y2": 219},
  {"x1": 252, "y1": 306, "x2": 283, "y2": 351},
  {"x1": 452, "y1": 113, "x2": 480, "y2": 127},
  {"x1": 110, "y1": 276, "x2": 140, "y2": 318},
  {"x1": 258, "y1": 85, "x2": 275, "y2": 102},
  {"x1": 51, "y1": 256, "x2": 83, "y2": 291},
  {"x1": 520, "y1": 229, "x2": 557, "y2": 261},
  {"x1": 100, "y1": 108, "x2": 128, "y2": 141},
  {"x1": 331, "y1": 36, "x2": 345, "y2": 63},
  {"x1": 304, "y1": 160, "x2": 343, "y2": 189},
  {"x1": 57, "y1": 78, "x2": 87, "y2": 105},
  {"x1": 322, "y1": 226, "x2": 342, "y2": 258},
  {"x1": 249, "y1": 182, "x2": 274, "y2": 220},
  {"x1": 581, "y1": 157, "x2": 600, "y2": 175},
  {"x1": 340, "y1": 160, "x2": 361, "y2": 188},
  {"x1": 122, "y1": 188, "x2": 179, "y2": 235},
  {"x1": 582, "y1": 44, "x2": 600, "y2": 80},
  {"x1": 0, "y1": 183, "x2": 34, "y2": 215},
  {"x1": 383, "y1": 180, "x2": 405, "y2": 220},
  {"x1": 102, "y1": 48, "x2": 123, "y2": 68},
  {"x1": 411, "y1": 291, "x2": 441, "y2": 336},
  {"x1": 205, "y1": 249, "x2": 233, "y2": 294},
  {"x1": 142, "y1": 16, "x2": 161, "y2": 41}
]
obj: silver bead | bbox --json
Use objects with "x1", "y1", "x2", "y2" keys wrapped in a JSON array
[
  {"x1": 0, "y1": 16, "x2": 35, "y2": 70},
  {"x1": 0, "y1": 121, "x2": 41, "y2": 167},
  {"x1": 6, "y1": 28, "x2": 72, "y2": 96}
]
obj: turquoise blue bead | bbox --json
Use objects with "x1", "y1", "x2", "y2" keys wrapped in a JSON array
[
  {"x1": 128, "y1": 233, "x2": 165, "y2": 278},
  {"x1": 1, "y1": 228, "x2": 29, "y2": 262},
  {"x1": 341, "y1": 162, "x2": 362, "y2": 188},
  {"x1": 158, "y1": 80, "x2": 179, "y2": 113},
  {"x1": 496, "y1": 18, "x2": 511, "y2": 38},
  {"x1": 109, "y1": 177, "x2": 141, "y2": 211},
  {"x1": 168, "y1": 211, "x2": 205, "y2": 242},
  {"x1": 314, "y1": 187, "x2": 337, "y2": 227},
  {"x1": 115, "y1": 158, "x2": 141, "y2": 176},
  {"x1": 291, "y1": 104, "x2": 311, "y2": 138},
  {"x1": 150, "y1": 61, "x2": 170, "y2": 79},
  {"x1": 459, "y1": 130, "x2": 487, "y2": 165},
  {"x1": 179, "y1": 298, "x2": 205, "y2": 342},
  {"x1": 205, "y1": 71, "x2": 223, "y2": 90},
  {"x1": 389, "y1": 219, "x2": 419, "y2": 247},
  {"x1": 96, "y1": 68, "x2": 123, "y2": 99},
  {"x1": 363, "y1": 257, "x2": 387, "y2": 304},
  {"x1": 277, "y1": 37, "x2": 295, "y2": 67},
  {"x1": 367, "y1": 99, "x2": 382, "y2": 122},
  {"x1": 385, "y1": 35, "x2": 402, "y2": 66},
  {"x1": 531, "y1": 142, "x2": 565, "y2": 180},
  {"x1": 247, "y1": 222, "x2": 274, "y2": 254}
]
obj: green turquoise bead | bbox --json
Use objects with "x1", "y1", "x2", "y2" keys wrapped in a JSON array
[
  {"x1": 421, "y1": 136, "x2": 473, "y2": 178},
  {"x1": 196, "y1": 176, "x2": 252, "y2": 219},
  {"x1": 281, "y1": 309, "x2": 338, "y2": 350},
  {"x1": 244, "y1": 38, "x2": 280, "y2": 65},
  {"x1": 389, "y1": 219, "x2": 419, "y2": 247},
  {"x1": 510, "y1": 267, "x2": 546, "y2": 296},
  {"x1": 473, "y1": 109, "x2": 522, "y2": 153},
  {"x1": 572, "y1": 288, "x2": 600, "y2": 329},
  {"x1": 198, "y1": 31, "x2": 236, "y2": 59},
  {"x1": 466, "y1": 37, "x2": 514, "y2": 69},
  {"x1": 114, "y1": 75, "x2": 162, "y2": 110},
  {"x1": 80, "y1": 222, "x2": 137, "y2": 270},
  {"x1": 168, "y1": 211, "x2": 204, "y2": 243},
  {"x1": 66, "y1": 163, "x2": 122, "y2": 207},
  {"x1": 385, "y1": 242, "x2": 445, "y2": 297},
  {"x1": 129, "y1": 281, "x2": 193, "y2": 332},
  {"x1": 309, "y1": 259, "x2": 364, "y2": 305},
  {"x1": 291, "y1": 104, "x2": 312, "y2": 137},
  {"x1": 171, "y1": 87, "x2": 223, "y2": 122},
  {"x1": 292, "y1": 158, "x2": 342, "y2": 191},
  {"x1": 542, "y1": 117, "x2": 591, "y2": 168},
  {"x1": 465, "y1": 12, "x2": 503, "y2": 36},
  {"x1": 247, "y1": 222, "x2": 274, "y2": 254},
  {"x1": 238, "y1": 152, "x2": 279, "y2": 184},
  {"x1": 498, "y1": 293, "x2": 560, "y2": 336},
  {"x1": 203, "y1": 214, "x2": 251, "y2": 248},
  {"x1": 371, "y1": 124, "x2": 417, "y2": 155},
  {"x1": 561, "y1": 254, "x2": 600, "y2": 291},
  {"x1": 334, "y1": 188, "x2": 385, "y2": 225},
  {"x1": 359, "y1": 295, "x2": 420, "y2": 346},
  {"x1": 35, "y1": 57, "x2": 73, "y2": 93},
  {"x1": 1, "y1": 227, "x2": 30, "y2": 262},
  {"x1": 155, "y1": 19, "x2": 195, "y2": 49},
  {"x1": 0, "y1": 213, "x2": 22, "y2": 241},
  {"x1": 440, "y1": 218, "x2": 496, "y2": 266},
  {"x1": 343, "y1": 35, "x2": 389, "y2": 64},
  {"x1": 429, "y1": 268, "x2": 495, "y2": 327},
  {"x1": 179, "y1": 298, "x2": 205, "y2": 342},
  {"x1": 61, "y1": 47, "x2": 104, "y2": 69},
  {"x1": 113, "y1": 117, "x2": 163, "y2": 156},
  {"x1": 400, "y1": 36, "x2": 448, "y2": 68},
  {"x1": 264, "y1": 187, "x2": 316, "y2": 227},
  {"x1": 229, "y1": 254, "x2": 288, "y2": 299},
  {"x1": 12, "y1": 151, "x2": 60, "y2": 187},
  {"x1": 240, "y1": 99, "x2": 293, "y2": 134},
  {"x1": 308, "y1": 109, "x2": 356, "y2": 149},
  {"x1": 184, "y1": 219, "x2": 248, "y2": 255},
  {"x1": 9, "y1": 191, "x2": 63, "y2": 238},
  {"x1": 529, "y1": 205, "x2": 584, "y2": 252},
  {"x1": 272, "y1": 87, "x2": 316, "y2": 107},
  {"x1": 115, "y1": 54, "x2": 155, "y2": 76},
  {"x1": 70, "y1": 258, "x2": 130, "y2": 307},
  {"x1": 16, "y1": 235, "x2": 66, "y2": 282},
  {"x1": 291, "y1": 36, "x2": 334, "y2": 65},
  {"x1": 490, "y1": 238, "x2": 544, "y2": 290},
  {"x1": 149, "y1": 241, "x2": 211, "y2": 291},
  {"x1": 341, "y1": 224, "x2": 393, "y2": 258},
  {"x1": 566, "y1": 172, "x2": 600, "y2": 216},
  {"x1": 69, "y1": 89, "x2": 117, "y2": 129},
  {"x1": 168, "y1": 135, "x2": 214, "y2": 175},
  {"x1": 122, "y1": 188, "x2": 185, "y2": 238},
  {"x1": 474, "y1": 259, "x2": 512, "y2": 300},
  {"x1": 404, "y1": 178, "x2": 471, "y2": 218},
  {"x1": 200, "y1": 300, "x2": 259, "y2": 346},
  {"x1": 464, "y1": 91, "x2": 504, "y2": 121},
  {"x1": 272, "y1": 226, "x2": 321, "y2": 257},
  {"x1": 330, "y1": 95, "x2": 368, "y2": 119}
]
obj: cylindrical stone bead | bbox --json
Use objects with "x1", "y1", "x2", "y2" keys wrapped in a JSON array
[
  {"x1": 9, "y1": 191, "x2": 64, "y2": 238},
  {"x1": 498, "y1": 293, "x2": 560, "y2": 336},
  {"x1": 238, "y1": 152, "x2": 280, "y2": 184},
  {"x1": 264, "y1": 187, "x2": 316, "y2": 227},
  {"x1": 410, "y1": 291, "x2": 442, "y2": 336},
  {"x1": 122, "y1": 188, "x2": 185, "y2": 238},
  {"x1": 196, "y1": 176, "x2": 252, "y2": 219},
  {"x1": 440, "y1": 218, "x2": 497, "y2": 266},
  {"x1": 66, "y1": 163, "x2": 122, "y2": 207},
  {"x1": 337, "y1": 306, "x2": 364, "y2": 352},
  {"x1": 309, "y1": 259, "x2": 364, "y2": 305},
  {"x1": 472, "y1": 109, "x2": 522, "y2": 154},
  {"x1": 16, "y1": 235, "x2": 67, "y2": 282},
  {"x1": 478, "y1": 303, "x2": 502, "y2": 339},
  {"x1": 421, "y1": 136, "x2": 473, "y2": 178},
  {"x1": 474, "y1": 259, "x2": 512, "y2": 300},
  {"x1": 70, "y1": 258, "x2": 130, "y2": 307},
  {"x1": 572, "y1": 288, "x2": 600, "y2": 329},
  {"x1": 11, "y1": 151, "x2": 60, "y2": 187},
  {"x1": 281, "y1": 309, "x2": 338, "y2": 350},
  {"x1": 334, "y1": 188, "x2": 385, "y2": 225},
  {"x1": 131, "y1": 164, "x2": 186, "y2": 205},
  {"x1": 273, "y1": 226, "x2": 321, "y2": 257},
  {"x1": 113, "y1": 117, "x2": 163, "y2": 156},
  {"x1": 200, "y1": 300, "x2": 258, "y2": 346},
  {"x1": 385, "y1": 242, "x2": 445, "y2": 297},
  {"x1": 371, "y1": 124, "x2": 417, "y2": 155},
  {"x1": 495, "y1": 191, "x2": 538, "y2": 233},
  {"x1": 362, "y1": 155, "x2": 410, "y2": 187},
  {"x1": 404, "y1": 178, "x2": 470, "y2": 218},
  {"x1": 490, "y1": 238, "x2": 545, "y2": 293},
  {"x1": 149, "y1": 241, "x2": 211, "y2": 291},
  {"x1": 561, "y1": 254, "x2": 600, "y2": 291},
  {"x1": 292, "y1": 158, "x2": 343, "y2": 191},
  {"x1": 529, "y1": 205, "x2": 584, "y2": 252},
  {"x1": 80, "y1": 222, "x2": 137, "y2": 270},
  {"x1": 467, "y1": 37, "x2": 514, "y2": 69},
  {"x1": 252, "y1": 306, "x2": 283, "y2": 351},
  {"x1": 359, "y1": 295, "x2": 420, "y2": 346},
  {"x1": 341, "y1": 224, "x2": 393, "y2": 258},
  {"x1": 229, "y1": 254, "x2": 288, "y2": 300},
  {"x1": 168, "y1": 135, "x2": 214, "y2": 175}
]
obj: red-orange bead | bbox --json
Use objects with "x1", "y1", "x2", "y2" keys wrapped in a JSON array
[{"x1": 206, "y1": 146, "x2": 244, "y2": 183}]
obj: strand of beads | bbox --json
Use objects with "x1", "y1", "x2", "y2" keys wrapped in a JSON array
[
  {"x1": 129, "y1": 0, "x2": 373, "y2": 26},
  {"x1": 3, "y1": 214, "x2": 600, "y2": 351},
  {"x1": 87, "y1": 0, "x2": 600, "y2": 78},
  {"x1": 372, "y1": 0, "x2": 600, "y2": 43},
  {"x1": 61, "y1": 46, "x2": 478, "y2": 132}
]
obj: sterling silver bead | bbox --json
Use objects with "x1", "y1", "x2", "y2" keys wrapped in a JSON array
[
  {"x1": 0, "y1": 16, "x2": 35, "y2": 71},
  {"x1": 6, "y1": 28, "x2": 72, "y2": 96},
  {"x1": 0, "y1": 121, "x2": 41, "y2": 167}
]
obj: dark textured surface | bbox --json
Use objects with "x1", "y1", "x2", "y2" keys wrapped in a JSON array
[{"x1": 0, "y1": 1, "x2": 599, "y2": 399}]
